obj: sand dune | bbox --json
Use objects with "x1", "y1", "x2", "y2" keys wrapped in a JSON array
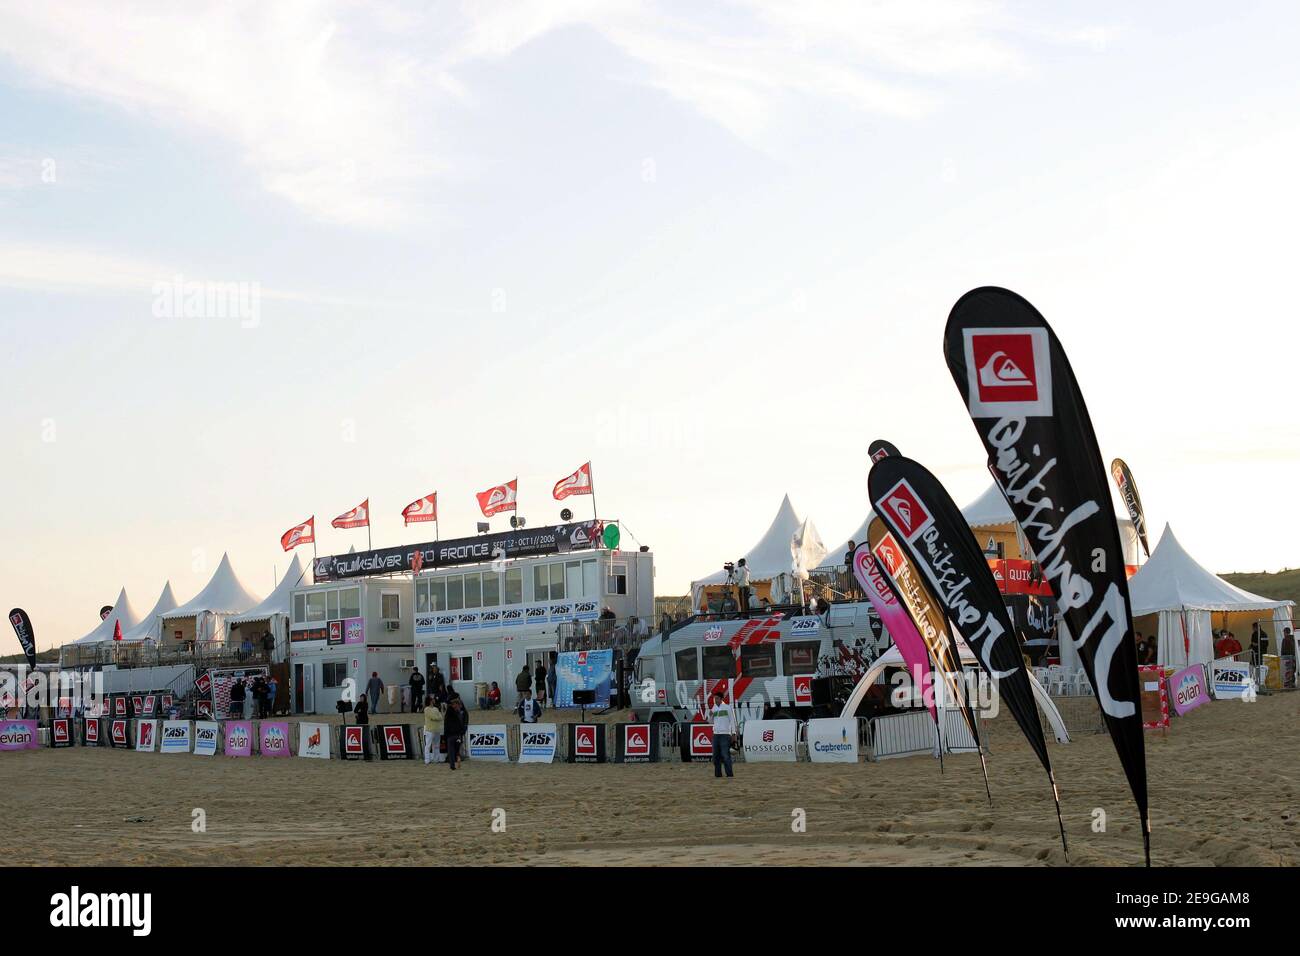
[{"x1": 4, "y1": 691, "x2": 1297, "y2": 866}]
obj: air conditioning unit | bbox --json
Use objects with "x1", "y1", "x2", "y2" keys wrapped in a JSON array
[
  {"x1": 384, "y1": 620, "x2": 399, "y2": 631},
  {"x1": 400, "y1": 658, "x2": 415, "y2": 669}
]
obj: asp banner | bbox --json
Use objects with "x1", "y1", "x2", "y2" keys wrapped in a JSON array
[
  {"x1": 945, "y1": 286, "x2": 1148, "y2": 861},
  {"x1": 467, "y1": 724, "x2": 509, "y2": 761},
  {"x1": 1110, "y1": 458, "x2": 1151, "y2": 560},
  {"x1": 194, "y1": 721, "x2": 220, "y2": 756},
  {"x1": 741, "y1": 719, "x2": 798, "y2": 762},
  {"x1": 160, "y1": 720, "x2": 191, "y2": 754},
  {"x1": 518, "y1": 724, "x2": 558, "y2": 763},
  {"x1": 806, "y1": 718, "x2": 859, "y2": 763}
]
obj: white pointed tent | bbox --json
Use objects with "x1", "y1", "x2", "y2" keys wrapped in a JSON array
[
  {"x1": 118, "y1": 582, "x2": 179, "y2": 643},
  {"x1": 817, "y1": 513, "x2": 876, "y2": 571},
  {"x1": 690, "y1": 495, "x2": 812, "y2": 608},
  {"x1": 159, "y1": 553, "x2": 262, "y2": 646},
  {"x1": 961, "y1": 482, "x2": 1141, "y2": 566},
  {"x1": 70, "y1": 587, "x2": 140, "y2": 645},
  {"x1": 1129, "y1": 524, "x2": 1295, "y2": 668},
  {"x1": 226, "y1": 554, "x2": 308, "y2": 657}
]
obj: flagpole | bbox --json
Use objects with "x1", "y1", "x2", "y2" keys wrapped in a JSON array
[
  {"x1": 589, "y1": 462, "x2": 598, "y2": 522},
  {"x1": 367, "y1": 500, "x2": 372, "y2": 551}
]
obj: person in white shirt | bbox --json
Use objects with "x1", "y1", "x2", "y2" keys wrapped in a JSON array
[
  {"x1": 735, "y1": 558, "x2": 752, "y2": 614},
  {"x1": 518, "y1": 689, "x2": 541, "y2": 723},
  {"x1": 709, "y1": 690, "x2": 737, "y2": 778}
]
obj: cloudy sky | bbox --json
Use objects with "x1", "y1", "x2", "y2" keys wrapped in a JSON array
[{"x1": 2, "y1": 1, "x2": 1297, "y2": 648}]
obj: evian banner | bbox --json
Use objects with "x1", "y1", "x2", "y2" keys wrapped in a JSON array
[
  {"x1": 869, "y1": 454, "x2": 1066, "y2": 850},
  {"x1": 944, "y1": 286, "x2": 1148, "y2": 863},
  {"x1": 0, "y1": 719, "x2": 39, "y2": 751},
  {"x1": 851, "y1": 541, "x2": 935, "y2": 719}
]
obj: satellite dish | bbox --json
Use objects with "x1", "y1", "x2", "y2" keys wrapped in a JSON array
[
  {"x1": 602, "y1": 524, "x2": 621, "y2": 550},
  {"x1": 560, "y1": 508, "x2": 573, "y2": 522}
]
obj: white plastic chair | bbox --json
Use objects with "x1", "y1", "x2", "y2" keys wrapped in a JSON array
[
  {"x1": 1074, "y1": 668, "x2": 1092, "y2": 696},
  {"x1": 1045, "y1": 665, "x2": 1067, "y2": 696}
]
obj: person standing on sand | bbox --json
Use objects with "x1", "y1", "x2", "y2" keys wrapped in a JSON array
[
  {"x1": 546, "y1": 652, "x2": 557, "y2": 706},
  {"x1": 353, "y1": 693, "x2": 369, "y2": 726},
  {"x1": 515, "y1": 664, "x2": 532, "y2": 704},
  {"x1": 423, "y1": 696, "x2": 444, "y2": 765},
  {"x1": 709, "y1": 690, "x2": 737, "y2": 779},
  {"x1": 409, "y1": 667, "x2": 425, "y2": 713},
  {"x1": 367, "y1": 672, "x2": 384, "y2": 714},
  {"x1": 534, "y1": 660, "x2": 548, "y2": 707},
  {"x1": 444, "y1": 696, "x2": 467, "y2": 770}
]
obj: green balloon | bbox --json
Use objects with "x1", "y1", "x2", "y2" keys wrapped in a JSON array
[{"x1": 602, "y1": 524, "x2": 621, "y2": 550}]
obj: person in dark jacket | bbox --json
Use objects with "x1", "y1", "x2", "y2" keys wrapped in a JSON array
[
  {"x1": 443, "y1": 697, "x2": 467, "y2": 770},
  {"x1": 427, "y1": 665, "x2": 447, "y2": 704},
  {"x1": 534, "y1": 661, "x2": 548, "y2": 706},
  {"x1": 515, "y1": 665, "x2": 532, "y2": 698},
  {"x1": 228, "y1": 678, "x2": 246, "y2": 719},
  {"x1": 353, "y1": 694, "x2": 369, "y2": 725},
  {"x1": 408, "y1": 668, "x2": 425, "y2": 713}
]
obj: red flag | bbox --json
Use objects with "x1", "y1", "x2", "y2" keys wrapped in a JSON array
[
  {"x1": 113, "y1": 619, "x2": 123, "y2": 642},
  {"x1": 476, "y1": 479, "x2": 517, "y2": 517},
  {"x1": 332, "y1": 499, "x2": 370, "y2": 529},
  {"x1": 411, "y1": 549, "x2": 425, "y2": 573},
  {"x1": 553, "y1": 461, "x2": 593, "y2": 500},
  {"x1": 281, "y1": 517, "x2": 315, "y2": 551},
  {"x1": 401, "y1": 492, "x2": 438, "y2": 526}
]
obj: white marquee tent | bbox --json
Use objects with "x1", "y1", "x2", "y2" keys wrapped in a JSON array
[
  {"x1": 159, "y1": 553, "x2": 263, "y2": 645},
  {"x1": 1128, "y1": 524, "x2": 1295, "y2": 668},
  {"x1": 961, "y1": 482, "x2": 1142, "y2": 565},
  {"x1": 118, "y1": 582, "x2": 179, "y2": 643},
  {"x1": 227, "y1": 554, "x2": 307, "y2": 658},
  {"x1": 690, "y1": 494, "x2": 816, "y2": 607},
  {"x1": 817, "y1": 513, "x2": 876, "y2": 571},
  {"x1": 70, "y1": 587, "x2": 140, "y2": 645}
]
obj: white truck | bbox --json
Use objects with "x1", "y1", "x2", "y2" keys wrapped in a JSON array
[{"x1": 630, "y1": 602, "x2": 888, "y2": 725}]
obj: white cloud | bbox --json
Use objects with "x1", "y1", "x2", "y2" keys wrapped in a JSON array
[{"x1": 0, "y1": 0, "x2": 1090, "y2": 225}]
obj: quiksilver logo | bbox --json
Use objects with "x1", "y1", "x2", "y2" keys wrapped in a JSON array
[
  {"x1": 978, "y1": 351, "x2": 1031, "y2": 388},
  {"x1": 50, "y1": 886, "x2": 151, "y2": 936}
]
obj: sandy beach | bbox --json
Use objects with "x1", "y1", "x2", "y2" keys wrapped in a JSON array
[{"x1": 4, "y1": 691, "x2": 1297, "y2": 867}]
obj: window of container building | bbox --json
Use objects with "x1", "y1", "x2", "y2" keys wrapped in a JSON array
[
  {"x1": 327, "y1": 590, "x2": 339, "y2": 621},
  {"x1": 339, "y1": 587, "x2": 361, "y2": 619},
  {"x1": 606, "y1": 563, "x2": 627, "y2": 596},
  {"x1": 430, "y1": 579, "x2": 446, "y2": 611},
  {"x1": 482, "y1": 573, "x2": 500, "y2": 608},
  {"x1": 505, "y1": 568, "x2": 523, "y2": 605},
  {"x1": 292, "y1": 594, "x2": 305, "y2": 624},
  {"x1": 565, "y1": 561, "x2": 583, "y2": 600},
  {"x1": 582, "y1": 559, "x2": 598, "y2": 598},
  {"x1": 305, "y1": 592, "x2": 327, "y2": 623},
  {"x1": 446, "y1": 576, "x2": 463, "y2": 611},
  {"x1": 416, "y1": 580, "x2": 429, "y2": 613},
  {"x1": 464, "y1": 573, "x2": 482, "y2": 609},
  {"x1": 533, "y1": 565, "x2": 549, "y2": 602},
  {"x1": 549, "y1": 563, "x2": 565, "y2": 600},
  {"x1": 381, "y1": 593, "x2": 400, "y2": 620}
]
